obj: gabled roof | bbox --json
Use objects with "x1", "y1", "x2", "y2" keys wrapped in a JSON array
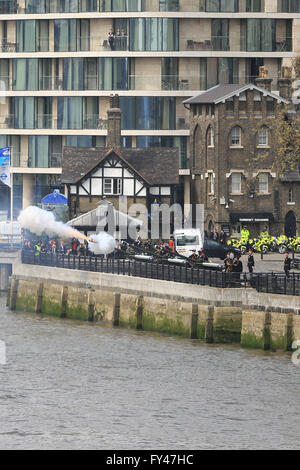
[
  {"x1": 62, "y1": 146, "x2": 179, "y2": 186},
  {"x1": 183, "y1": 83, "x2": 290, "y2": 106}
]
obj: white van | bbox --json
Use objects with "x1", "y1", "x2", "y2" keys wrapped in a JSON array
[{"x1": 174, "y1": 229, "x2": 203, "y2": 258}]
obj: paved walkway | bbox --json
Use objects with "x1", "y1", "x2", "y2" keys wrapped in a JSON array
[{"x1": 212, "y1": 253, "x2": 298, "y2": 273}]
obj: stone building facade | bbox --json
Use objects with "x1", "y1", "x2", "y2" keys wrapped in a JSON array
[{"x1": 184, "y1": 72, "x2": 300, "y2": 238}]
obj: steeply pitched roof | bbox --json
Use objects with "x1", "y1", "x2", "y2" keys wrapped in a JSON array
[
  {"x1": 62, "y1": 146, "x2": 179, "y2": 186},
  {"x1": 183, "y1": 83, "x2": 290, "y2": 105}
]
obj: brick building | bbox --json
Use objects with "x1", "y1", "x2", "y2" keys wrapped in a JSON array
[{"x1": 184, "y1": 71, "x2": 300, "y2": 238}]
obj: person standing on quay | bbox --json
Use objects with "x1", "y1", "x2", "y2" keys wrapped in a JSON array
[
  {"x1": 247, "y1": 249, "x2": 255, "y2": 274},
  {"x1": 284, "y1": 251, "x2": 291, "y2": 277}
]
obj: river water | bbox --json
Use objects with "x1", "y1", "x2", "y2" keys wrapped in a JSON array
[{"x1": 0, "y1": 296, "x2": 299, "y2": 450}]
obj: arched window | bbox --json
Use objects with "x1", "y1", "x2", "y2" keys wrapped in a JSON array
[
  {"x1": 207, "y1": 126, "x2": 214, "y2": 147},
  {"x1": 231, "y1": 126, "x2": 242, "y2": 146},
  {"x1": 258, "y1": 126, "x2": 268, "y2": 146}
]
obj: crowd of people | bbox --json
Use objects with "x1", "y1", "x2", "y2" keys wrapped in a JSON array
[
  {"x1": 22, "y1": 238, "x2": 90, "y2": 257},
  {"x1": 108, "y1": 28, "x2": 128, "y2": 50},
  {"x1": 204, "y1": 228, "x2": 227, "y2": 244}
]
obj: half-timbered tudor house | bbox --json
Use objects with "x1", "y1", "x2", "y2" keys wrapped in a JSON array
[{"x1": 62, "y1": 95, "x2": 179, "y2": 220}]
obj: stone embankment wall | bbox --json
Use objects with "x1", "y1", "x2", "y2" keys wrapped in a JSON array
[{"x1": 7, "y1": 263, "x2": 300, "y2": 351}]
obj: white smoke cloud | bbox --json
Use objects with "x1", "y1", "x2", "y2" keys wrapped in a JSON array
[
  {"x1": 18, "y1": 206, "x2": 88, "y2": 240},
  {"x1": 88, "y1": 233, "x2": 116, "y2": 255},
  {"x1": 18, "y1": 206, "x2": 116, "y2": 256}
]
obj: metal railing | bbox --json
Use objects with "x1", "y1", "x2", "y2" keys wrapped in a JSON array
[
  {"x1": 20, "y1": 251, "x2": 300, "y2": 296},
  {"x1": 21, "y1": 250, "x2": 245, "y2": 288}
]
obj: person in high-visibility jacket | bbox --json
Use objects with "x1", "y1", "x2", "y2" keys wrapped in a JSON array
[
  {"x1": 34, "y1": 242, "x2": 41, "y2": 256},
  {"x1": 241, "y1": 226, "x2": 250, "y2": 241}
]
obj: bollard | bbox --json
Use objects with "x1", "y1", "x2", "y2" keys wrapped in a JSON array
[
  {"x1": 190, "y1": 303, "x2": 198, "y2": 340},
  {"x1": 60, "y1": 286, "x2": 68, "y2": 319},
  {"x1": 136, "y1": 295, "x2": 144, "y2": 330},
  {"x1": 10, "y1": 278, "x2": 19, "y2": 311},
  {"x1": 35, "y1": 283, "x2": 44, "y2": 314},
  {"x1": 113, "y1": 292, "x2": 121, "y2": 327},
  {"x1": 205, "y1": 305, "x2": 214, "y2": 344}
]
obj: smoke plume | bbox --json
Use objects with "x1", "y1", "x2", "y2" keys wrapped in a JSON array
[
  {"x1": 18, "y1": 206, "x2": 116, "y2": 255},
  {"x1": 88, "y1": 233, "x2": 116, "y2": 255}
]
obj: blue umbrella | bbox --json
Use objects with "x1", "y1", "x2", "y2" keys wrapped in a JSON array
[{"x1": 41, "y1": 190, "x2": 68, "y2": 205}]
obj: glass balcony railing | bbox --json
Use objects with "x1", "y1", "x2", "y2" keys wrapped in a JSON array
[
  {"x1": 0, "y1": 0, "x2": 271, "y2": 14},
  {"x1": 10, "y1": 153, "x2": 62, "y2": 168},
  {"x1": 0, "y1": 33, "x2": 293, "y2": 53}
]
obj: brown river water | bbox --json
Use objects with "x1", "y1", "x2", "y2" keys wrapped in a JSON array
[{"x1": 0, "y1": 296, "x2": 299, "y2": 450}]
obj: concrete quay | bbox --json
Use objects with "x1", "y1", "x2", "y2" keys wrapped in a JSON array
[{"x1": 6, "y1": 262, "x2": 300, "y2": 352}]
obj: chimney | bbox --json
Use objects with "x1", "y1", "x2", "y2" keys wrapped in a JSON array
[
  {"x1": 107, "y1": 94, "x2": 122, "y2": 148},
  {"x1": 255, "y1": 66, "x2": 273, "y2": 92},
  {"x1": 278, "y1": 67, "x2": 292, "y2": 100}
]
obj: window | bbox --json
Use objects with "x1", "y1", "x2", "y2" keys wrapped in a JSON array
[
  {"x1": 266, "y1": 100, "x2": 275, "y2": 115},
  {"x1": 258, "y1": 173, "x2": 268, "y2": 193},
  {"x1": 232, "y1": 173, "x2": 242, "y2": 193},
  {"x1": 225, "y1": 99, "x2": 234, "y2": 114},
  {"x1": 103, "y1": 178, "x2": 122, "y2": 195},
  {"x1": 207, "y1": 127, "x2": 214, "y2": 147},
  {"x1": 231, "y1": 126, "x2": 242, "y2": 146},
  {"x1": 258, "y1": 127, "x2": 268, "y2": 146},
  {"x1": 288, "y1": 188, "x2": 293, "y2": 203}
]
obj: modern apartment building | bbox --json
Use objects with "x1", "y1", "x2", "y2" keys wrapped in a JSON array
[{"x1": 0, "y1": 0, "x2": 299, "y2": 219}]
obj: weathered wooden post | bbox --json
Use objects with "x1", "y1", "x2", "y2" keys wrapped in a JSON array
[
  {"x1": 60, "y1": 286, "x2": 68, "y2": 319},
  {"x1": 113, "y1": 292, "x2": 121, "y2": 327},
  {"x1": 190, "y1": 303, "x2": 198, "y2": 340},
  {"x1": 88, "y1": 291, "x2": 95, "y2": 322},
  {"x1": 10, "y1": 278, "x2": 19, "y2": 311},
  {"x1": 136, "y1": 295, "x2": 144, "y2": 330},
  {"x1": 35, "y1": 283, "x2": 44, "y2": 314},
  {"x1": 205, "y1": 305, "x2": 214, "y2": 344}
]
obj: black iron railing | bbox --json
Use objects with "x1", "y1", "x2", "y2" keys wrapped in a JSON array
[{"x1": 21, "y1": 251, "x2": 300, "y2": 295}]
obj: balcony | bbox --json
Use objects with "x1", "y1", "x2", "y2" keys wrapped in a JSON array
[
  {"x1": 11, "y1": 153, "x2": 62, "y2": 168},
  {"x1": 0, "y1": 115, "x2": 108, "y2": 130}
]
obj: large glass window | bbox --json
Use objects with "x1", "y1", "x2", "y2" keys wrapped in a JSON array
[
  {"x1": 162, "y1": 58, "x2": 179, "y2": 90},
  {"x1": 101, "y1": 0, "x2": 142, "y2": 11},
  {"x1": 120, "y1": 97, "x2": 176, "y2": 130},
  {"x1": 12, "y1": 59, "x2": 52, "y2": 91},
  {"x1": 129, "y1": 18, "x2": 178, "y2": 51},
  {"x1": 211, "y1": 19, "x2": 229, "y2": 51},
  {"x1": 241, "y1": 19, "x2": 276, "y2": 52},
  {"x1": 203, "y1": 0, "x2": 238, "y2": 11},
  {"x1": 16, "y1": 20, "x2": 49, "y2": 52},
  {"x1": 278, "y1": 0, "x2": 300, "y2": 12},
  {"x1": 99, "y1": 58, "x2": 129, "y2": 90},
  {"x1": 54, "y1": 19, "x2": 89, "y2": 52},
  {"x1": 200, "y1": 58, "x2": 239, "y2": 89},
  {"x1": 28, "y1": 136, "x2": 49, "y2": 168},
  {"x1": 26, "y1": 0, "x2": 97, "y2": 13},
  {"x1": 57, "y1": 97, "x2": 99, "y2": 129},
  {"x1": 11, "y1": 97, "x2": 35, "y2": 129}
]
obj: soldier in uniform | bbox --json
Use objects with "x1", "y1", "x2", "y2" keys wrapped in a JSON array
[{"x1": 247, "y1": 249, "x2": 255, "y2": 274}]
